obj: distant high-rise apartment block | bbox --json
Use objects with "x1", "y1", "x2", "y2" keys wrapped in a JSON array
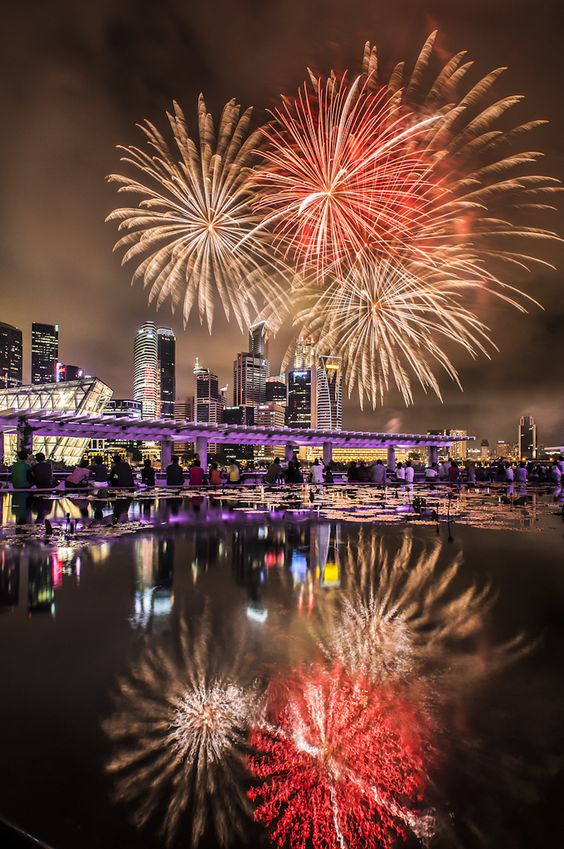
[
  {"x1": 157, "y1": 327, "x2": 176, "y2": 418},
  {"x1": 31, "y1": 322, "x2": 59, "y2": 384},
  {"x1": 427, "y1": 428, "x2": 468, "y2": 460},
  {"x1": 316, "y1": 355, "x2": 342, "y2": 430},
  {"x1": 480, "y1": 439, "x2": 490, "y2": 460},
  {"x1": 248, "y1": 320, "x2": 268, "y2": 358},
  {"x1": 0, "y1": 322, "x2": 23, "y2": 388},
  {"x1": 518, "y1": 414, "x2": 537, "y2": 460},
  {"x1": 55, "y1": 362, "x2": 84, "y2": 382}
]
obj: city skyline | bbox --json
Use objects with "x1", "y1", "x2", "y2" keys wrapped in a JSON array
[
  {"x1": 0, "y1": 3, "x2": 562, "y2": 447},
  {"x1": 0, "y1": 310, "x2": 554, "y2": 449}
]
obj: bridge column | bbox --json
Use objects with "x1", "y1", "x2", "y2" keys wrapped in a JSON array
[
  {"x1": 285, "y1": 443, "x2": 295, "y2": 463},
  {"x1": 387, "y1": 445, "x2": 396, "y2": 472},
  {"x1": 428, "y1": 445, "x2": 439, "y2": 466},
  {"x1": 160, "y1": 438, "x2": 172, "y2": 469},
  {"x1": 322, "y1": 441, "x2": 333, "y2": 465},
  {"x1": 195, "y1": 436, "x2": 208, "y2": 470}
]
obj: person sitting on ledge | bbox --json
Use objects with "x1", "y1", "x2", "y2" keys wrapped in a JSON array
[
  {"x1": 227, "y1": 461, "x2": 240, "y2": 483},
  {"x1": 66, "y1": 459, "x2": 91, "y2": 489},
  {"x1": 396, "y1": 462, "x2": 406, "y2": 482},
  {"x1": 209, "y1": 462, "x2": 222, "y2": 486},
  {"x1": 90, "y1": 454, "x2": 108, "y2": 484},
  {"x1": 109, "y1": 453, "x2": 134, "y2": 488},
  {"x1": 369, "y1": 459, "x2": 386, "y2": 485},
  {"x1": 515, "y1": 461, "x2": 528, "y2": 483},
  {"x1": 347, "y1": 461, "x2": 359, "y2": 482},
  {"x1": 11, "y1": 449, "x2": 32, "y2": 489},
  {"x1": 166, "y1": 455, "x2": 184, "y2": 487},
  {"x1": 265, "y1": 457, "x2": 285, "y2": 485},
  {"x1": 29, "y1": 452, "x2": 54, "y2": 489},
  {"x1": 310, "y1": 458, "x2": 324, "y2": 484},
  {"x1": 188, "y1": 458, "x2": 205, "y2": 486},
  {"x1": 141, "y1": 458, "x2": 155, "y2": 487},
  {"x1": 404, "y1": 461, "x2": 415, "y2": 485}
]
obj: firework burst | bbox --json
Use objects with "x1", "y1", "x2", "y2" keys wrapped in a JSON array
[
  {"x1": 248, "y1": 664, "x2": 436, "y2": 849},
  {"x1": 259, "y1": 33, "x2": 559, "y2": 406},
  {"x1": 250, "y1": 73, "x2": 438, "y2": 281},
  {"x1": 102, "y1": 609, "x2": 258, "y2": 847},
  {"x1": 107, "y1": 97, "x2": 291, "y2": 332},
  {"x1": 291, "y1": 256, "x2": 498, "y2": 406}
]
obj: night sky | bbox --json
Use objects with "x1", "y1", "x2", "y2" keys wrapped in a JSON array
[{"x1": 1, "y1": 1, "x2": 562, "y2": 445}]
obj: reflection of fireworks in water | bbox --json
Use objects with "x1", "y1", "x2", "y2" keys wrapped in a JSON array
[
  {"x1": 314, "y1": 529, "x2": 527, "y2": 686},
  {"x1": 249, "y1": 664, "x2": 435, "y2": 849},
  {"x1": 103, "y1": 610, "x2": 257, "y2": 847},
  {"x1": 107, "y1": 97, "x2": 289, "y2": 332}
]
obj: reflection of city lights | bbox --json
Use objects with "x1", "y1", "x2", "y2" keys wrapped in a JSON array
[{"x1": 247, "y1": 605, "x2": 268, "y2": 624}]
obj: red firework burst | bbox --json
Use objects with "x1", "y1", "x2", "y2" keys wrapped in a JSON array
[
  {"x1": 252, "y1": 73, "x2": 438, "y2": 281},
  {"x1": 248, "y1": 664, "x2": 435, "y2": 849}
]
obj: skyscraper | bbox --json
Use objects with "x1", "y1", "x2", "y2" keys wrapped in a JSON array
[
  {"x1": 266, "y1": 376, "x2": 287, "y2": 404},
  {"x1": 519, "y1": 414, "x2": 537, "y2": 460},
  {"x1": 316, "y1": 355, "x2": 342, "y2": 430},
  {"x1": 31, "y1": 323, "x2": 59, "y2": 384},
  {"x1": 287, "y1": 368, "x2": 317, "y2": 428},
  {"x1": 248, "y1": 320, "x2": 268, "y2": 358},
  {"x1": 0, "y1": 322, "x2": 23, "y2": 388},
  {"x1": 293, "y1": 334, "x2": 316, "y2": 369},
  {"x1": 134, "y1": 321, "x2": 158, "y2": 418},
  {"x1": 194, "y1": 358, "x2": 221, "y2": 423},
  {"x1": 233, "y1": 322, "x2": 270, "y2": 408},
  {"x1": 157, "y1": 327, "x2": 176, "y2": 418},
  {"x1": 222, "y1": 405, "x2": 255, "y2": 461}
]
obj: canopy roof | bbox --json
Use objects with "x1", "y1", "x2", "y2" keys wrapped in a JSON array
[{"x1": 0, "y1": 410, "x2": 473, "y2": 449}]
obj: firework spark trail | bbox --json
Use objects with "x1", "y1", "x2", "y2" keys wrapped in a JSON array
[
  {"x1": 107, "y1": 97, "x2": 292, "y2": 332},
  {"x1": 248, "y1": 664, "x2": 435, "y2": 849},
  {"x1": 102, "y1": 609, "x2": 259, "y2": 847}
]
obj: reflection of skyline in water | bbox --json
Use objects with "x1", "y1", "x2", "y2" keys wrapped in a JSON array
[{"x1": 1, "y1": 519, "x2": 562, "y2": 849}]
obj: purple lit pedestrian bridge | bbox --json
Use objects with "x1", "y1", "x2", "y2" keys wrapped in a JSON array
[{"x1": 0, "y1": 410, "x2": 473, "y2": 469}]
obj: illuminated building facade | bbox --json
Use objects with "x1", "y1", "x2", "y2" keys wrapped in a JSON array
[
  {"x1": 316, "y1": 355, "x2": 342, "y2": 430},
  {"x1": 134, "y1": 321, "x2": 158, "y2": 418},
  {"x1": 518, "y1": 414, "x2": 537, "y2": 460},
  {"x1": 0, "y1": 322, "x2": 23, "y2": 388},
  {"x1": 173, "y1": 397, "x2": 195, "y2": 456},
  {"x1": 157, "y1": 327, "x2": 176, "y2": 418},
  {"x1": 55, "y1": 363, "x2": 84, "y2": 382},
  {"x1": 31, "y1": 322, "x2": 59, "y2": 384},
  {"x1": 0, "y1": 377, "x2": 112, "y2": 465},
  {"x1": 222, "y1": 405, "x2": 255, "y2": 461},
  {"x1": 427, "y1": 428, "x2": 468, "y2": 460},
  {"x1": 492, "y1": 440, "x2": 511, "y2": 459},
  {"x1": 266, "y1": 377, "x2": 287, "y2": 404},
  {"x1": 287, "y1": 369, "x2": 317, "y2": 428},
  {"x1": 194, "y1": 358, "x2": 222, "y2": 424}
]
